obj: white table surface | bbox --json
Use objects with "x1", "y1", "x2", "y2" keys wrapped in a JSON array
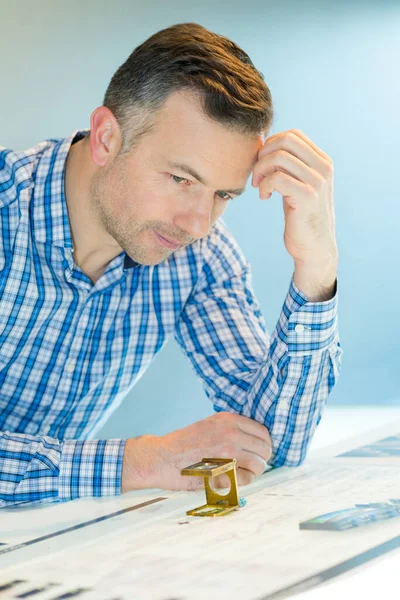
[
  {"x1": 0, "y1": 404, "x2": 399, "y2": 599},
  {"x1": 309, "y1": 404, "x2": 400, "y2": 451}
]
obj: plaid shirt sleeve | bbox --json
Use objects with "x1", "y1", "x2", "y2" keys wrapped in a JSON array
[
  {"x1": 0, "y1": 432, "x2": 125, "y2": 508},
  {"x1": 174, "y1": 219, "x2": 342, "y2": 467}
]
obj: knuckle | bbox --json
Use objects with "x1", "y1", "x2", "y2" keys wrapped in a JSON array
[
  {"x1": 212, "y1": 411, "x2": 223, "y2": 422},
  {"x1": 226, "y1": 430, "x2": 238, "y2": 446},
  {"x1": 210, "y1": 411, "x2": 228, "y2": 430},
  {"x1": 217, "y1": 411, "x2": 232, "y2": 423},
  {"x1": 219, "y1": 417, "x2": 240, "y2": 436},
  {"x1": 286, "y1": 131, "x2": 297, "y2": 144},
  {"x1": 274, "y1": 171, "x2": 286, "y2": 185},
  {"x1": 219, "y1": 443, "x2": 236, "y2": 457},
  {"x1": 277, "y1": 149, "x2": 287, "y2": 161}
]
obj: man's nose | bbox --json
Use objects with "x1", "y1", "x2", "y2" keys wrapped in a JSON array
[{"x1": 173, "y1": 195, "x2": 214, "y2": 241}]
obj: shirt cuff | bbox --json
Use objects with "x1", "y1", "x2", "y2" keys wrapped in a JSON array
[
  {"x1": 58, "y1": 439, "x2": 126, "y2": 501},
  {"x1": 276, "y1": 276, "x2": 339, "y2": 355}
]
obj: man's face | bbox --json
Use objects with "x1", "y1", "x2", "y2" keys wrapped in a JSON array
[{"x1": 89, "y1": 91, "x2": 264, "y2": 266}]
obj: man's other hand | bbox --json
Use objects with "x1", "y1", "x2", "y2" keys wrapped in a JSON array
[{"x1": 121, "y1": 412, "x2": 272, "y2": 493}]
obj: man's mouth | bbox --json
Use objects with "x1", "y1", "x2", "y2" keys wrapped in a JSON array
[{"x1": 153, "y1": 231, "x2": 181, "y2": 250}]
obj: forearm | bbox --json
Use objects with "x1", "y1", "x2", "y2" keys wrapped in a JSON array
[
  {"x1": 0, "y1": 431, "x2": 124, "y2": 508},
  {"x1": 251, "y1": 345, "x2": 341, "y2": 467},
  {"x1": 210, "y1": 276, "x2": 341, "y2": 467},
  {"x1": 246, "y1": 276, "x2": 341, "y2": 466}
]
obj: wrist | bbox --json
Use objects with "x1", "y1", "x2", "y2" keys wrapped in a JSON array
[
  {"x1": 293, "y1": 260, "x2": 337, "y2": 302},
  {"x1": 121, "y1": 434, "x2": 162, "y2": 493}
]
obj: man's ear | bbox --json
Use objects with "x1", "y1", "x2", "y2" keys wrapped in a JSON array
[{"x1": 89, "y1": 106, "x2": 122, "y2": 167}]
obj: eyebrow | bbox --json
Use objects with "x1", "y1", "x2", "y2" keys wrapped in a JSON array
[{"x1": 166, "y1": 161, "x2": 247, "y2": 196}]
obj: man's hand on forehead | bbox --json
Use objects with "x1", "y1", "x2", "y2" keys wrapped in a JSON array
[{"x1": 251, "y1": 128, "x2": 338, "y2": 300}]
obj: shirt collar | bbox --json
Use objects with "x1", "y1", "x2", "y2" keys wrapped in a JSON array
[
  {"x1": 123, "y1": 254, "x2": 140, "y2": 269},
  {"x1": 31, "y1": 128, "x2": 139, "y2": 270}
]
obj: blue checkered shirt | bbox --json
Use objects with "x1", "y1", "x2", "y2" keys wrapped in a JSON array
[{"x1": 0, "y1": 130, "x2": 342, "y2": 508}]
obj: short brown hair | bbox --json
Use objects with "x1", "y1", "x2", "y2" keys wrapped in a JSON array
[{"x1": 103, "y1": 22, "x2": 274, "y2": 154}]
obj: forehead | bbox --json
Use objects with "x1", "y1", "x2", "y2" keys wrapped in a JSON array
[{"x1": 148, "y1": 90, "x2": 263, "y2": 178}]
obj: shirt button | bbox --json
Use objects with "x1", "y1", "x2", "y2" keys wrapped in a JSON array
[
  {"x1": 295, "y1": 324, "x2": 305, "y2": 333},
  {"x1": 65, "y1": 361, "x2": 75, "y2": 373}
]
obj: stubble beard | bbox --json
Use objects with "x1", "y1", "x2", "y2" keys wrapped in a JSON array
[{"x1": 89, "y1": 167, "x2": 173, "y2": 266}]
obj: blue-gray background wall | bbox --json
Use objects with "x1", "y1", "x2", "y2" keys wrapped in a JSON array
[{"x1": 1, "y1": 1, "x2": 399, "y2": 439}]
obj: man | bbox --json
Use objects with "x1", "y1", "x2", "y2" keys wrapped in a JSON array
[{"x1": 0, "y1": 23, "x2": 341, "y2": 508}]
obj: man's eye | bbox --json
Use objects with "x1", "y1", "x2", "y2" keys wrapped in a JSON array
[
  {"x1": 171, "y1": 174, "x2": 189, "y2": 185},
  {"x1": 171, "y1": 174, "x2": 232, "y2": 201},
  {"x1": 216, "y1": 191, "x2": 233, "y2": 201}
]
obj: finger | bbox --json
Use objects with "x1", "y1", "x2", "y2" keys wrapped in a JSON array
[
  {"x1": 260, "y1": 129, "x2": 332, "y2": 164},
  {"x1": 237, "y1": 450, "x2": 268, "y2": 477},
  {"x1": 258, "y1": 171, "x2": 310, "y2": 206},
  {"x1": 212, "y1": 467, "x2": 255, "y2": 489},
  {"x1": 290, "y1": 129, "x2": 333, "y2": 163},
  {"x1": 239, "y1": 431, "x2": 272, "y2": 462},
  {"x1": 234, "y1": 414, "x2": 272, "y2": 446},
  {"x1": 254, "y1": 132, "x2": 331, "y2": 187},
  {"x1": 237, "y1": 467, "x2": 256, "y2": 486},
  {"x1": 252, "y1": 150, "x2": 322, "y2": 190}
]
